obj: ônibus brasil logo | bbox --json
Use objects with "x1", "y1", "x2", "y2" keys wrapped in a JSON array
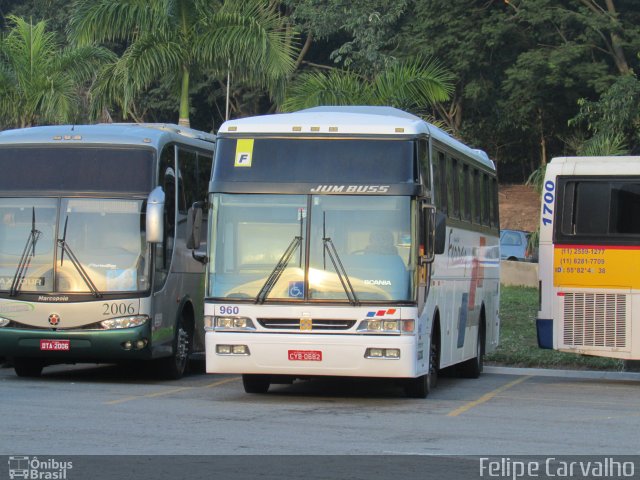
[{"x1": 8, "y1": 456, "x2": 73, "y2": 479}]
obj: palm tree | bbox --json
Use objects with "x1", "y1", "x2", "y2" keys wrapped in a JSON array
[
  {"x1": 281, "y1": 57, "x2": 454, "y2": 116},
  {"x1": 0, "y1": 15, "x2": 115, "y2": 128},
  {"x1": 70, "y1": 0, "x2": 298, "y2": 127}
]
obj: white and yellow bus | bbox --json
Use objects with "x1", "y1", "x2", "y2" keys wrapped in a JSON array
[
  {"x1": 537, "y1": 156, "x2": 640, "y2": 360},
  {"x1": 198, "y1": 107, "x2": 500, "y2": 397},
  {"x1": 0, "y1": 123, "x2": 214, "y2": 378}
]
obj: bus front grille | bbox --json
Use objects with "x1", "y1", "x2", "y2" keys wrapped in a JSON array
[
  {"x1": 257, "y1": 318, "x2": 356, "y2": 330},
  {"x1": 562, "y1": 293, "x2": 627, "y2": 348}
]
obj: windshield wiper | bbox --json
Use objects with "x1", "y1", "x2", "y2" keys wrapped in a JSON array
[
  {"x1": 255, "y1": 235, "x2": 302, "y2": 304},
  {"x1": 9, "y1": 208, "x2": 42, "y2": 297},
  {"x1": 322, "y1": 236, "x2": 360, "y2": 306},
  {"x1": 322, "y1": 212, "x2": 359, "y2": 306},
  {"x1": 57, "y1": 216, "x2": 102, "y2": 298}
]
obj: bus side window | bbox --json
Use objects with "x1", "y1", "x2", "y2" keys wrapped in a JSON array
[
  {"x1": 155, "y1": 145, "x2": 176, "y2": 292},
  {"x1": 483, "y1": 173, "x2": 492, "y2": 226},
  {"x1": 447, "y1": 156, "x2": 459, "y2": 218},
  {"x1": 177, "y1": 148, "x2": 198, "y2": 216},
  {"x1": 432, "y1": 150, "x2": 442, "y2": 210},
  {"x1": 472, "y1": 169, "x2": 480, "y2": 223},
  {"x1": 438, "y1": 151, "x2": 448, "y2": 215},
  {"x1": 491, "y1": 177, "x2": 499, "y2": 228},
  {"x1": 460, "y1": 162, "x2": 470, "y2": 221}
]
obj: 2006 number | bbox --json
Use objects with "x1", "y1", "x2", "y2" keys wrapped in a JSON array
[{"x1": 103, "y1": 303, "x2": 136, "y2": 316}]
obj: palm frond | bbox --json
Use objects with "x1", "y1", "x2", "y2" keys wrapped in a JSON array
[
  {"x1": 577, "y1": 133, "x2": 629, "y2": 156},
  {"x1": 69, "y1": 0, "x2": 173, "y2": 45},
  {"x1": 281, "y1": 70, "x2": 371, "y2": 112},
  {"x1": 196, "y1": 0, "x2": 297, "y2": 83},
  {"x1": 372, "y1": 57, "x2": 454, "y2": 109}
]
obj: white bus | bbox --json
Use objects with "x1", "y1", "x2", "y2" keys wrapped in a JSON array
[
  {"x1": 198, "y1": 106, "x2": 500, "y2": 397},
  {"x1": 0, "y1": 123, "x2": 214, "y2": 378},
  {"x1": 537, "y1": 156, "x2": 640, "y2": 360}
]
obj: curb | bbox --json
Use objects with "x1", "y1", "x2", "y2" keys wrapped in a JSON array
[{"x1": 484, "y1": 365, "x2": 640, "y2": 382}]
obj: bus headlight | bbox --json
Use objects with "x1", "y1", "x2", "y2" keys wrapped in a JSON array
[
  {"x1": 357, "y1": 319, "x2": 415, "y2": 334},
  {"x1": 0, "y1": 317, "x2": 10, "y2": 327},
  {"x1": 212, "y1": 316, "x2": 256, "y2": 331},
  {"x1": 100, "y1": 315, "x2": 149, "y2": 330}
]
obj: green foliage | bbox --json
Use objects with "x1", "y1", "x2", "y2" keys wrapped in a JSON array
[
  {"x1": 577, "y1": 133, "x2": 629, "y2": 156},
  {"x1": 0, "y1": 15, "x2": 115, "y2": 128},
  {"x1": 70, "y1": 0, "x2": 298, "y2": 127},
  {"x1": 282, "y1": 57, "x2": 453, "y2": 114},
  {"x1": 283, "y1": 0, "x2": 409, "y2": 72},
  {"x1": 571, "y1": 73, "x2": 640, "y2": 152}
]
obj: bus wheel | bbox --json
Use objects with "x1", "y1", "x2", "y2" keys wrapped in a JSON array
[
  {"x1": 158, "y1": 316, "x2": 191, "y2": 380},
  {"x1": 242, "y1": 374, "x2": 270, "y2": 394},
  {"x1": 13, "y1": 358, "x2": 44, "y2": 378},
  {"x1": 404, "y1": 338, "x2": 438, "y2": 398},
  {"x1": 403, "y1": 374, "x2": 429, "y2": 398},
  {"x1": 459, "y1": 326, "x2": 484, "y2": 379}
]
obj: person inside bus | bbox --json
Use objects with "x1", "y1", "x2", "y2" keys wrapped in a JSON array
[{"x1": 364, "y1": 229, "x2": 398, "y2": 255}]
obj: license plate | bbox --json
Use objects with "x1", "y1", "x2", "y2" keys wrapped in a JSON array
[
  {"x1": 288, "y1": 350, "x2": 322, "y2": 361},
  {"x1": 40, "y1": 339, "x2": 70, "y2": 351}
]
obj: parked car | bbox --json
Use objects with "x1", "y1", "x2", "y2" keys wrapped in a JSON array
[{"x1": 500, "y1": 229, "x2": 537, "y2": 262}]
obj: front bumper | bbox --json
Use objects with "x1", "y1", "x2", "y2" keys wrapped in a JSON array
[
  {"x1": 205, "y1": 331, "x2": 419, "y2": 378},
  {"x1": 0, "y1": 323, "x2": 152, "y2": 361}
]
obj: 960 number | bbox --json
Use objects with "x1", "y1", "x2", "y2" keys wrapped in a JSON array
[{"x1": 219, "y1": 305, "x2": 240, "y2": 315}]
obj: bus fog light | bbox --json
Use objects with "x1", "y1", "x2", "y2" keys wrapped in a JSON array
[
  {"x1": 135, "y1": 339, "x2": 148, "y2": 350},
  {"x1": 122, "y1": 341, "x2": 133, "y2": 350},
  {"x1": 232, "y1": 345, "x2": 249, "y2": 355},
  {"x1": 385, "y1": 348, "x2": 400, "y2": 358},
  {"x1": 365, "y1": 348, "x2": 400, "y2": 359},
  {"x1": 217, "y1": 344, "x2": 232, "y2": 355},
  {"x1": 367, "y1": 348, "x2": 384, "y2": 358}
]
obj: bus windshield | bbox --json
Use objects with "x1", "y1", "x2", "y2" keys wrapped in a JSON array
[
  {"x1": 0, "y1": 197, "x2": 149, "y2": 294},
  {"x1": 207, "y1": 193, "x2": 414, "y2": 302}
]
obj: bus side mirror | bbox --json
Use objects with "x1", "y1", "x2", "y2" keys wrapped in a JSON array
[
  {"x1": 186, "y1": 202, "x2": 204, "y2": 249},
  {"x1": 146, "y1": 186, "x2": 165, "y2": 244},
  {"x1": 434, "y1": 212, "x2": 447, "y2": 255}
]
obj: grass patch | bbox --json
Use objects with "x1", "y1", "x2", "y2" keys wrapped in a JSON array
[{"x1": 486, "y1": 286, "x2": 624, "y2": 371}]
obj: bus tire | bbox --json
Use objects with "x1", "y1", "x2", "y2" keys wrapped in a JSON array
[
  {"x1": 13, "y1": 358, "x2": 44, "y2": 378},
  {"x1": 459, "y1": 323, "x2": 484, "y2": 379},
  {"x1": 403, "y1": 374, "x2": 429, "y2": 398},
  {"x1": 242, "y1": 374, "x2": 270, "y2": 394},
  {"x1": 157, "y1": 314, "x2": 192, "y2": 380},
  {"x1": 404, "y1": 329, "x2": 439, "y2": 398}
]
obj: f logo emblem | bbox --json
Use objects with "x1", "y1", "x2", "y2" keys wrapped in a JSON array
[{"x1": 234, "y1": 139, "x2": 254, "y2": 167}]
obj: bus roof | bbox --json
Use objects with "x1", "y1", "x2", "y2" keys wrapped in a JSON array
[
  {"x1": 548, "y1": 156, "x2": 640, "y2": 175},
  {"x1": 218, "y1": 106, "x2": 494, "y2": 170},
  {"x1": 0, "y1": 123, "x2": 215, "y2": 149}
]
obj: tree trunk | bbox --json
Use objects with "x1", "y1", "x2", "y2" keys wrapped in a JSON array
[
  {"x1": 538, "y1": 109, "x2": 547, "y2": 167},
  {"x1": 178, "y1": 66, "x2": 190, "y2": 127},
  {"x1": 604, "y1": 0, "x2": 630, "y2": 74}
]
